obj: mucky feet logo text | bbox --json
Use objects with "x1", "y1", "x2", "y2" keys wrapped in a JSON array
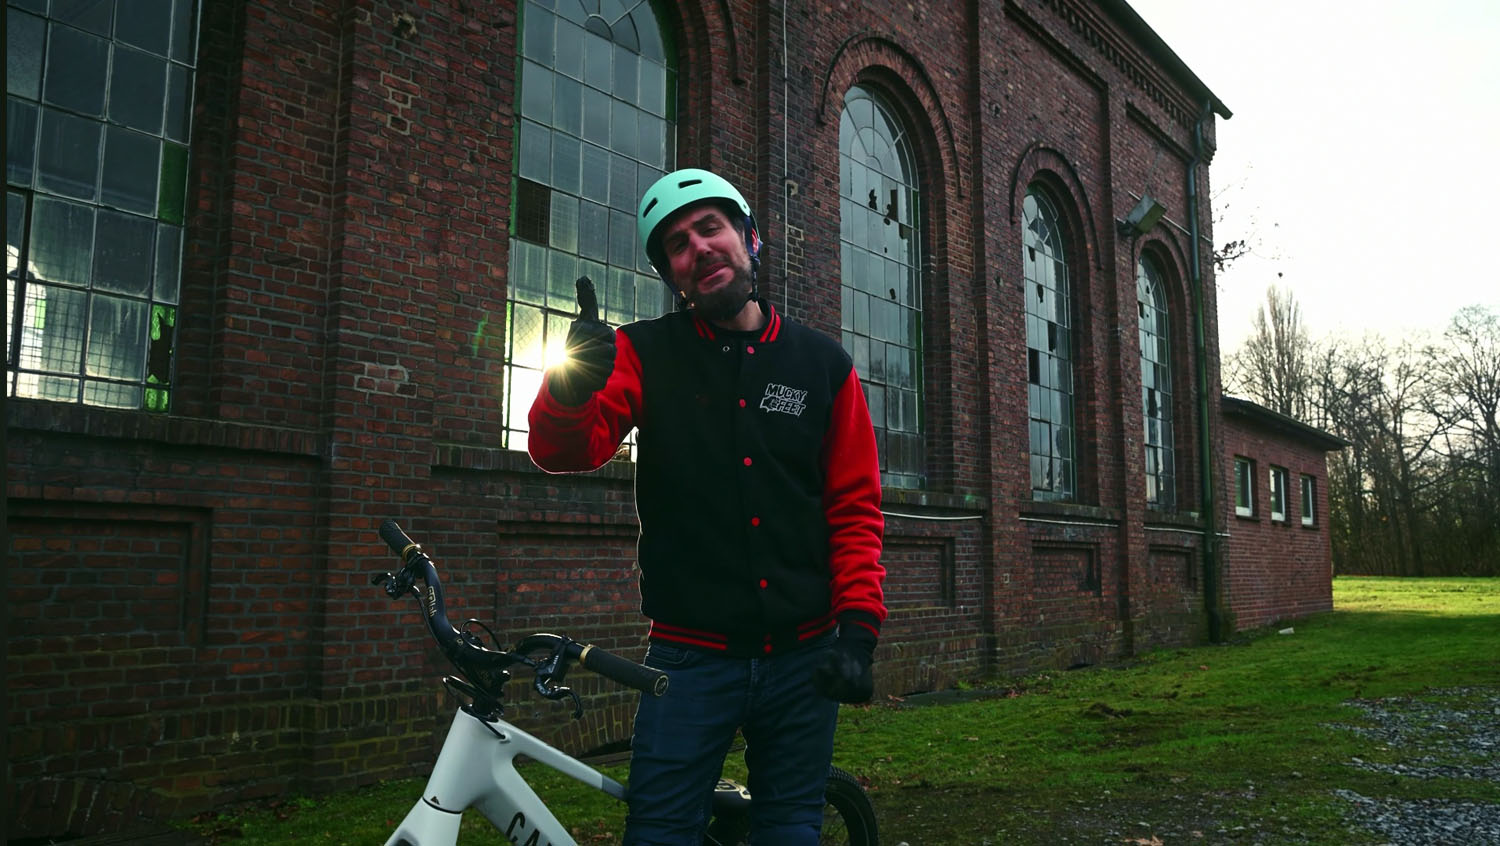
[{"x1": 759, "y1": 383, "x2": 808, "y2": 417}]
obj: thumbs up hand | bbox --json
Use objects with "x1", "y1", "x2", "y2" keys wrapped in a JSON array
[{"x1": 548, "y1": 276, "x2": 617, "y2": 407}]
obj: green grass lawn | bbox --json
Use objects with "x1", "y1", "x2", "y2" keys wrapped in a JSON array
[{"x1": 185, "y1": 577, "x2": 1499, "y2": 844}]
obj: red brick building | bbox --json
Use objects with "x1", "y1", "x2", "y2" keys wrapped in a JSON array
[
  {"x1": 1220, "y1": 396, "x2": 1348, "y2": 630},
  {"x1": 5, "y1": 0, "x2": 1333, "y2": 837}
]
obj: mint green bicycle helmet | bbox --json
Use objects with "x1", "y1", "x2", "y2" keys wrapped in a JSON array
[{"x1": 637, "y1": 168, "x2": 760, "y2": 290}]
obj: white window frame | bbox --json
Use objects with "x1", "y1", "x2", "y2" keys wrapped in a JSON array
[
  {"x1": 1300, "y1": 474, "x2": 1316, "y2": 526},
  {"x1": 1269, "y1": 466, "x2": 1288, "y2": 522},
  {"x1": 1234, "y1": 457, "x2": 1254, "y2": 517}
]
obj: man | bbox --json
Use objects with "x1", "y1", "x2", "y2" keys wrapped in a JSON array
[{"x1": 527, "y1": 168, "x2": 885, "y2": 846}]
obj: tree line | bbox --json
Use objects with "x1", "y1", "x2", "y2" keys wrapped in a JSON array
[{"x1": 1226, "y1": 289, "x2": 1499, "y2": 576}]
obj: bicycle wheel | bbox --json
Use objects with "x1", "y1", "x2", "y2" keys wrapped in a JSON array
[
  {"x1": 821, "y1": 766, "x2": 879, "y2": 846},
  {"x1": 704, "y1": 767, "x2": 878, "y2": 846}
]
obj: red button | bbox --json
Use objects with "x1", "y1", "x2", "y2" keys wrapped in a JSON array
[
  {"x1": 763, "y1": 644, "x2": 772, "y2": 654},
  {"x1": 751, "y1": 517, "x2": 760, "y2": 526},
  {"x1": 743, "y1": 457, "x2": 752, "y2": 466},
  {"x1": 747, "y1": 345, "x2": 756, "y2": 354},
  {"x1": 739, "y1": 399, "x2": 746, "y2": 407},
  {"x1": 759, "y1": 579, "x2": 768, "y2": 588}
]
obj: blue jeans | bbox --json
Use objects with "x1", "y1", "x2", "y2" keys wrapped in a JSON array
[{"x1": 623, "y1": 637, "x2": 839, "y2": 846}]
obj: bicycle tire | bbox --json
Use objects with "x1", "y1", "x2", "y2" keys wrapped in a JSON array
[
  {"x1": 821, "y1": 765, "x2": 879, "y2": 846},
  {"x1": 703, "y1": 766, "x2": 879, "y2": 846}
]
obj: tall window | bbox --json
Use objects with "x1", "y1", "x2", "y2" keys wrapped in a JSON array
[
  {"x1": 1234, "y1": 456, "x2": 1254, "y2": 517},
  {"x1": 1300, "y1": 474, "x2": 1316, "y2": 526},
  {"x1": 1137, "y1": 256, "x2": 1174, "y2": 509},
  {"x1": 504, "y1": 0, "x2": 675, "y2": 453},
  {"x1": 1023, "y1": 188, "x2": 1073, "y2": 500},
  {"x1": 839, "y1": 86, "x2": 924, "y2": 488},
  {"x1": 7, "y1": 0, "x2": 200, "y2": 411},
  {"x1": 1269, "y1": 466, "x2": 1288, "y2": 522}
]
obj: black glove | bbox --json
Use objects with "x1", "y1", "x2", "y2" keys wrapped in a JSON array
[
  {"x1": 548, "y1": 276, "x2": 616, "y2": 407},
  {"x1": 813, "y1": 619, "x2": 877, "y2": 704}
]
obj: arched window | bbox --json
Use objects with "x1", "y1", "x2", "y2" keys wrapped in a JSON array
[
  {"x1": 504, "y1": 0, "x2": 675, "y2": 453},
  {"x1": 1137, "y1": 255, "x2": 1174, "y2": 509},
  {"x1": 839, "y1": 85, "x2": 923, "y2": 488},
  {"x1": 1022, "y1": 188, "x2": 1073, "y2": 501},
  {"x1": 7, "y1": 0, "x2": 201, "y2": 411}
]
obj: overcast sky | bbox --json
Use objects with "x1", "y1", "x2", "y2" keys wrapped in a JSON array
[{"x1": 1125, "y1": 0, "x2": 1500, "y2": 352}]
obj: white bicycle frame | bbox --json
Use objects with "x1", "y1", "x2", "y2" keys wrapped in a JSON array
[{"x1": 384, "y1": 705, "x2": 625, "y2": 846}]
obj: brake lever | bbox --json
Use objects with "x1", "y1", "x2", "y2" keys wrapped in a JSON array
[{"x1": 532, "y1": 639, "x2": 584, "y2": 719}]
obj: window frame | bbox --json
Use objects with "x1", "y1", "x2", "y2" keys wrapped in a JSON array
[
  {"x1": 1022, "y1": 186, "x2": 1075, "y2": 502},
  {"x1": 501, "y1": 0, "x2": 678, "y2": 457},
  {"x1": 1300, "y1": 474, "x2": 1316, "y2": 527},
  {"x1": 1234, "y1": 456, "x2": 1255, "y2": 517},
  {"x1": 1136, "y1": 255, "x2": 1174, "y2": 511},
  {"x1": 1269, "y1": 465, "x2": 1288, "y2": 523},
  {"x1": 837, "y1": 83, "x2": 926, "y2": 490}
]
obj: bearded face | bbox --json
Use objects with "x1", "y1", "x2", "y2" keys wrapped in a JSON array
[{"x1": 659, "y1": 204, "x2": 756, "y2": 322}]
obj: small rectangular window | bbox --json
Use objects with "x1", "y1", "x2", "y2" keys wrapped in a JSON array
[
  {"x1": 1234, "y1": 457, "x2": 1254, "y2": 517},
  {"x1": 1269, "y1": 466, "x2": 1288, "y2": 522},
  {"x1": 1301, "y1": 475, "x2": 1316, "y2": 526}
]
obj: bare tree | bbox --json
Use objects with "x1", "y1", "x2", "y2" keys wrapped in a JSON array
[{"x1": 1228, "y1": 285, "x2": 1312, "y2": 420}]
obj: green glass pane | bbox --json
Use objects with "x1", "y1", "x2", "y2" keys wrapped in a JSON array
[
  {"x1": 7, "y1": 9, "x2": 45, "y2": 99},
  {"x1": 158, "y1": 142, "x2": 188, "y2": 224}
]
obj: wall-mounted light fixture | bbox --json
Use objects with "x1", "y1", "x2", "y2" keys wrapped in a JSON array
[{"x1": 1120, "y1": 194, "x2": 1167, "y2": 237}]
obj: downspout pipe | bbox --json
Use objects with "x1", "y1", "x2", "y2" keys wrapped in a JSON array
[{"x1": 1188, "y1": 98, "x2": 1225, "y2": 642}]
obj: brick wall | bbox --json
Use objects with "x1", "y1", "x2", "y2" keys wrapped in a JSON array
[
  {"x1": 1220, "y1": 408, "x2": 1339, "y2": 630},
  {"x1": 3, "y1": 0, "x2": 1277, "y2": 838}
]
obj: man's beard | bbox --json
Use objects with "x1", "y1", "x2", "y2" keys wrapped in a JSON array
[{"x1": 684, "y1": 260, "x2": 755, "y2": 321}]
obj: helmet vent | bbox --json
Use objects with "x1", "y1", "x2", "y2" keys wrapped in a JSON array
[
  {"x1": 642, "y1": 198, "x2": 658, "y2": 216},
  {"x1": 678, "y1": 178, "x2": 703, "y2": 188}
]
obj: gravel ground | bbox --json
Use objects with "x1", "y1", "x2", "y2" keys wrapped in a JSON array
[{"x1": 1326, "y1": 686, "x2": 1500, "y2": 845}]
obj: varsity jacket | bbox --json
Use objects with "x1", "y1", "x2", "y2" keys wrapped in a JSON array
[{"x1": 528, "y1": 302, "x2": 886, "y2": 657}]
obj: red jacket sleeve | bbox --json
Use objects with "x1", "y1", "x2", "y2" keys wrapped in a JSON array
[
  {"x1": 527, "y1": 332, "x2": 645, "y2": 472},
  {"x1": 821, "y1": 367, "x2": 887, "y2": 635}
]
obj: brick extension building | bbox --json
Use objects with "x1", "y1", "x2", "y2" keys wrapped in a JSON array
[{"x1": 5, "y1": 0, "x2": 1337, "y2": 837}]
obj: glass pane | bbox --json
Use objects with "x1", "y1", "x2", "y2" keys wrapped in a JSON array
[
  {"x1": 19, "y1": 283, "x2": 88, "y2": 372},
  {"x1": 508, "y1": 238, "x2": 547, "y2": 305},
  {"x1": 548, "y1": 190, "x2": 577, "y2": 253},
  {"x1": 7, "y1": 192, "x2": 25, "y2": 275},
  {"x1": 553, "y1": 74, "x2": 582, "y2": 137},
  {"x1": 154, "y1": 224, "x2": 182, "y2": 303},
  {"x1": 108, "y1": 46, "x2": 168, "y2": 134},
  {"x1": 555, "y1": 19, "x2": 584, "y2": 80},
  {"x1": 611, "y1": 100, "x2": 636, "y2": 159},
  {"x1": 116, "y1": 0, "x2": 173, "y2": 56},
  {"x1": 7, "y1": 9, "x2": 46, "y2": 99},
  {"x1": 583, "y1": 30, "x2": 611, "y2": 89},
  {"x1": 54, "y1": 0, "x2": 115, "y2": 34},
  {"x1": 522, "y1": 3, "x2": 555, "y2": 64},
  {"x1": 578, "y1": 200, "x2": 607, "y2": 262},
  {"x1": 158, "y1": 141, "x2": 188, "y2": 224},
  {"x1": 580, "y1": 141, "x2": 609, "y2": 203},
  {"x1": 29, "y1": 195, "x2": 95, "y2": 285},
  {"x1": 614, "y1": 45, "x2": 638, "y2": 104},
  {"x1": 86, "y1": 293, "x2": 148, "y2": 379},
  {"x1": 101, "y1": 126, "x2": 160, "y2": 215},
  {"x1": 508, "y1": 301, "x2": 545, "y2": 368},
  {"x1": 147, "y1": 303, "x2": 175, "y2": 385},
  {"x1": 36, "y1": 108, "x2": 102, "y2": 201},
  {"x1": 7, "y1": 98, "x2": 39, "y2": 187},
  {"x1": 164, "y1": 64, "x2": 192, "y2": 142},
  {"x1": 607, "y1": 152, "x2": 634, "y2": 211},
  {"x1": 520, "y1": 61, "x2": 553, "y2": 122},
  {"x1": 84, "y1": 379, "x2": 142, "y2": 408},
  {"x1": 551, "y1": 132, "x2": 580, "y2": 195},
  {"x1": 170, "y1": 0, "x2": 199, "y2": 64},
  {"x1": 43, "y1": 25, "x2": 110, "y2": 116},
  {"x1": 581, "y1": 87, "x2": 609, "y2": 147},
  {"x1": 518, "y1": 121, "x2": 550, "y2": 183},
  {"x1": 93, "y1": 208, "x2": 155, "y2": 295},
  {"x1": 639, "y1": 59, "x2": 665, "y2": 116}
]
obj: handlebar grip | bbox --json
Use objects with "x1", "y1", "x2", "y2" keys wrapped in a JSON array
[
  {"x1": 577, "y1": 644, "x2": 669, "y2": 696},
  {"x1": 380, "y1": 519, "x2": 418, "y2": 559}
]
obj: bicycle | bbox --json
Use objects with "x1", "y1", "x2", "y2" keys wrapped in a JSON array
[{"x1": 372, "y1": 520, "x2": 880, "y2": 846}]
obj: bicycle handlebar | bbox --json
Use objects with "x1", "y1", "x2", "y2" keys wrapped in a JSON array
[{"x1": 375, "y1": 520, "x2": 668, "y2": 702}]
